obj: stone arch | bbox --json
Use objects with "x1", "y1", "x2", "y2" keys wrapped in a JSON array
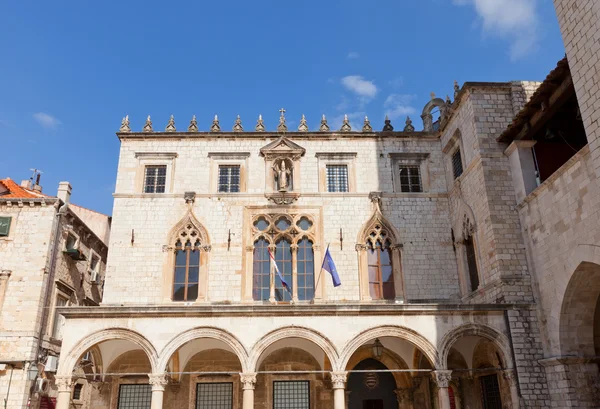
[
  {"x1": 58, "y1": 328, "x2": 158, "y2": 376},
  {"x1": 438, "y1": 323, "x2": 513, "y2": 370},
  {"x1": 421, "y1": 97, "x2": 447, "y2": 132},
  {"x1": 157, "y1": 326, "x2": 250, "y2": 373},
  {"x1": 167, "y1": 207, "x2": 211, "y2": 247},
  {"x1": 249, "y1": 326, "x2": 339, "y2": 372},
  {"x1": 356, "y1": 202, "x2": 401, "y2": 246},
  {"x1": 339, "y1": 326, "x2": 438, "y2": 371},
  {"x1": 453, "y1": 198, "x2": 477, "y2": 243},
  {"x1": 559, "y1": 261, "x2": 600, "y2": 357}
]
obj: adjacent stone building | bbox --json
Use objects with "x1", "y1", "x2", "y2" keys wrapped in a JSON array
[{"x1": 0, "y1": 177, "x2": 110, "y2": 409}]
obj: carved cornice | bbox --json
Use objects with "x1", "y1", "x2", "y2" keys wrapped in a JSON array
[{"x1": 265, "y1": 192, "x2": 300, "y2": 205}]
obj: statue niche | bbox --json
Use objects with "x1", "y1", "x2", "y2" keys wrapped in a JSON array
[{"x1": 273, "y1": 158, "x2": 293, "y2": 192}]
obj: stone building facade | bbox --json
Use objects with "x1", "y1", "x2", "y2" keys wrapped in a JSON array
[{"x1": 0, "y1": 178, "x2": 110, "y2": 409}]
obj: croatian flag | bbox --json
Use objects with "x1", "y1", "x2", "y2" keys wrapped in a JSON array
[
  {"x1": 268, "y1": 248, "x2": 291, "y2": 294},
  {"x1": 321, "y1": 247, "x2": 342, "y2": 287}
]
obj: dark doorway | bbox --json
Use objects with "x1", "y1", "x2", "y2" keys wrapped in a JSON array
[
  {"x1": 362, "y1": 399, "x2": 383, "y2": 409},
  {"x1": 480, "y1": 374, "x2": 502, "y2": 409},
  {"x1": 348, "y1": 359, "x2": 397, "y2": 409}
]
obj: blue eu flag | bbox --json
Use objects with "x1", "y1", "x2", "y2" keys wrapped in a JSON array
[{"x1": 321, "y1": 247, "x2": 341, "y2": 287}]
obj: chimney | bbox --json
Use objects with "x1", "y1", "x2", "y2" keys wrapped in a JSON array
[
  {"x1": 57, "y1": 182, "x2": 72, "y2": 204},
  {"x1": 21, "y1": 180, "x2": 32, "y2": 189}
]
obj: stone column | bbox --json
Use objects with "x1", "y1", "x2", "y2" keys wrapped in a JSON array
[
  {"x1": 54, "y1": 376, "x2": 73, "y2": 409},
  {"x1": 291, "y1": 244, "x2": 299, "y2": 302},
  {"x1": 269, "y1": 244, "x2": 276, "y2": 303},
  {"x1": 331, "y1": 372, "x2": 347, "y2": 409},
  {"x1": 0, "y1": 270, "x2": 11, "y2": 312},
  {"x1": 241, "y1": 373, "x2": 257, "y2": 409},
  {"x1": 503, "y1": 370, "x2": 520, "y2": 409},
  {"x1": 394, "y1": 387, "x2": 414, "y2": 409},
  {"x1": 421, "y1": 113, "x2": 433, "y2": 132},
  {"x1": 432, "y1": 370, "x2": 452, "y2": 409},
  {"x1": 149, "y1": 374, "x2": 168, "y2": 409}
]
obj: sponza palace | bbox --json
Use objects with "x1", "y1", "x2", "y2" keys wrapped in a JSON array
[{"x1": 2, "y1": 1, "x2": 599, "y2": 407}]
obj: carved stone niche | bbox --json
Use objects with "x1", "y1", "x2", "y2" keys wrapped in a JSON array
[{"x1": 260, "y1": 136, "x2": 306, "y2": 203}]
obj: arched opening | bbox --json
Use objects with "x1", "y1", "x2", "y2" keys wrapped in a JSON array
[{"x1": 347, "y1": 359, "x2": 398, "y2": 409}]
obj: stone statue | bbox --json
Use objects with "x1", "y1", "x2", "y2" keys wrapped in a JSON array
[{"x1": 273, "y1": 160, "x2": 292, "y2": 192}]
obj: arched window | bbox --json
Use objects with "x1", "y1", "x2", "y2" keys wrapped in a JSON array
[
  {"x1": 252, "y1": 238, "x2": 270, "y2": 301},
  {"x1": 173, "y1": 238, "x2": 200, "y2": 301},
  {"x1": 274, "y1": 239, "x2": 293, "y2": 302},
  {"x1": 357, "y1": 198, "x2": 405, "y2": 302},
  {"x1": 367, "y1": 228, "x2": 395, "y2": 300},
  {"x1": 296, "y1": 238, "x2": 315, "y2": 301}
]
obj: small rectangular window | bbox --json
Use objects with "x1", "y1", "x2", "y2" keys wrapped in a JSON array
[
  {"x1": 90, "y1": 255, "x2": 100, "y2": 273},
  {"x1": 72, "y1": 384, "x2": 84, "y2": 401},
  {"x1": 326, "y1": 165, "x2": 349, "y2": 193},
  {"x1": 65, "y1": 234, "x2": 77, "y2": 251},
  {"x1": 195, "y1": 383, "x2": 233, "y2": 409},
  {"x1": 273, "y1": 381, "x2": 310, "y2": 409},
  {"x1": 399, "y1": 165, "x2": 423, "y2": 193},
  {"x1": 452, "y1": 149, "x2": 463, "y2": 179},
  {"x1": 218, "y1": 165, "x2": 241, "y2": 193},
  {"x1": 144, "y1": 165, "x2": 167, "y2": 193},
  {"x1": 52, "y1": 295, "x2": 68, "y2": 339},
  {"x1": 0, "y1": 216, "x2": 11, "y2": 237}
]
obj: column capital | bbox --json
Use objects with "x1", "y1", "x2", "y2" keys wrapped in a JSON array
[
  {"x1": 240, "y1": 373, "x2": 257, "y2": 390},
  {"x1": 55, "y1": 376, "x2": 74, "y2": 392},
  {"x1": 394, "y1": 387, "x2": 414, "y2": 403},
  {"x1": 148, "y1": 374, "x2": 168, "y2": 391},
  {"x1": 431, "y1": 370, "x2": 453, "y2": 388},
  {"x1": 330, "y1": 371, "x2": 347, "y2": 389}
]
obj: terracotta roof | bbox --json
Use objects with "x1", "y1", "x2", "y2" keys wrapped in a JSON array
[
  {"x1": 0, "y1": 178, "x2": 49, "y2": 199},
  {"x1": 498, "y1": 57, "x2": 570, "y2": 143}
]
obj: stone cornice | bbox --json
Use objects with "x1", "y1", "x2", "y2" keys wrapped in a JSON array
[
  {"x1": 117, "y1": 131, "x2": 440, "y2": 141},
  {"x1": 112, "y1": 192, "x2": 450, "y2": 200},
  {"x1": 57, "y1": 302, "x2": 533, "y2": 319}
]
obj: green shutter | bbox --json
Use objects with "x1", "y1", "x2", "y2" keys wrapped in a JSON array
[{"x1": 0, "y1": 216, "x2": 11, "y2": 237}]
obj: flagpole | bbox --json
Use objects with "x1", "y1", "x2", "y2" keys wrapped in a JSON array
[{"x1": 314, "y1": 243, "x2": 330, "y2": 295}]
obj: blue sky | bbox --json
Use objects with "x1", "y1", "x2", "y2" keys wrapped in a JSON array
[{"x1": 0, "y1": 0, "x2": 565, "y2": 215}]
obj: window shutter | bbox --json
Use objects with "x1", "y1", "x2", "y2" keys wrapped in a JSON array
[{"x1": 0, "y1": 216, "x2": 11, "y2": 237}]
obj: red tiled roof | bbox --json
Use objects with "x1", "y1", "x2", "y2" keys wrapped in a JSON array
[{"x1": 0, "y1": 178, "x2": 49, "y2": 199}]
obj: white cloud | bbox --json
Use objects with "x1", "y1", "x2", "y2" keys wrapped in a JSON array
[
  {"x1": 452, "y1": 0, "x2": 539, "y2": 60},
  {"x1": 341, "y1": 76, "x2": 378, "y2": 99},
  {"x1": 384, "y1": 94, "x2": 417, "y2": 120},
  {"x1": 33, "y1": 112, "x2": 62, "y2": 128},
  {"x1": 388, "y1": 77, "x2": 405, "y2": 88},
  {"x1": 347, "y1": 51, "x2": 360, "y2": 59}
]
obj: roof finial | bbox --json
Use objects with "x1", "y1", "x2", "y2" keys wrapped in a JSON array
[
  {"x1": 255, "y1": 114, "x2": 266, "y2": 132},
  {"x1": 211, "y1": 114, "x2": 221, "y2": 132},
  {"x1": 277, "y1": 108, "x2": 287, "y2": 132},
  {"x1": 298, "y1": 114, "x2": 309, "y2": 132},
  {"x1": 143, "y1": 115, "x2": 153, "y2": 133},
  {"x1": 340, "y1": 114, "x2": 352, "y2": 132},
  {"x1": 383, "y1": 115, "x2": 394, "y2": 132},
  {"x1": 188, "y1": 115, "x2": 198, "y2": 132},
  {"x1": 454, "y1": 80, "x2": 460, "y2": 99},
  {"x1": 165, "y1": 115, "x2": 176, "y2": 132},
  {"x1": 119, "y1": 115, "x2": 131, "y2": 132},
  {"x1": 233, "y1": 115, "x2": 244, "y2": 132},
  {"x1": 319, "y1": 114, "x2": 330, "y2": 132},
  {"x1": 362, "y1": 116, "x2": 372, "y2": 132},
  {"x1": 403, "y1": 116, "x2": 415, "y2": 132}
]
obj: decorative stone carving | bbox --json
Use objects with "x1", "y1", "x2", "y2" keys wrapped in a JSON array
[
  {"x1": 355, "y1": 243, "x2": 368, "y2": 251},
  {"x1": 382, "y1": 115, "x2": 394, "y2": 131},
  {"x1": 188, "y1": 115, "x2": 198, "y2": 132},
  {"x1": 55, "y1": 376, "x2": 74, "y2": 392},
  {"x1": 394, "y1": 388, "x2": 414, "y2": 404},
  {"x1": 330, "y1": 372, "x2": 347, "y2": 389},
  {"x1": 119, "y1": 115, "x2": 131, "y2": 132},
  {"x1": 503, "y1": 370, "x2": 517, "y2": 386},
  {"x1": 240, "y1": 373, "x2": 257, "y2": 390},
  {"x1": 369, "y1": 191, "x2": 383, "y2": 211},
  {"x1": 298, "y1": 114, "x2": 309, "y2": 132},
  {"x1": 143, "y1": 115, "x2": 153, "y2": 133},
  {"x1": 184, "y1": 191, "x2": 196, "y2": 204},
  {"x1": 210, "y1": 115, "x2": 221, "y2": 132},
  {"x1": 320, "y1": 114, "x2": 330, "y2": 131},
  {"x1": 277, "y1": 108, "x2": 287, "y2": 132},
  {"x1": 364, "y1": 370, "x2": 379, "y2": 389},
  {"x1": 273, "y1": 159, "x2": 292, "y2": 192},
  {"x1": 149, "y1": 374, "x2": 168, "y2": 391},
  {"x1": 255, "y1": 114, "x2": 266, "y2": 132},
  {"x1": 431, "y1": 370, "x2": 453, "y2": 388},
  {"x1": 233, "y1": 115, "x2": 243, "y2": 132},
  {"x1": 165, "y1": 115, "x2": 176, "y2": 132},
  {"x1": 462, "y1": 214, "x2": 475, "y2": 239},
  {"x1": 340, "y1": 114, "x2": 352, "y2": 132},
  {"x1": 403, "y1": 116, "x2": 415, "y2": 132},
  {"x1": 454, "y1": 80, "x2": 460, "y2": 99},
  {"x1": 362, "y1": 116, "x2": 372, "y2": 132},
  {"x1": 265, "y1": 192, "x2": 300, "y2": 205}
]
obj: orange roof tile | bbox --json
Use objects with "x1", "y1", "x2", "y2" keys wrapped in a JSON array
[{"x1": 0, "y1": 178, "x2": 49, "y2": 199}]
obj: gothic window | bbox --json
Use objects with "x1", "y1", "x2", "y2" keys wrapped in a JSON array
[
  {"x1": 218, "y1": 165, "x2": 241, "y2": 193},
  {"x1": 366, "y1": 226, "x2": 395, "y2": 300},
  {"x1": 452, "y1": 149, "x2": 463, "y2": 180},
  {"x1": 326, "y1": 165, "x2": 349, "y2": 192},
  {"x1": 465, "y1": 237, "x2": 479, "y2": 292},
  {"x1": 173, "y1": 238, "x2": 201, "y2": 301},
  {"x1": 398, "y1": 165, "x2": 422, "y2": 192},
  {"x1": 250, "y1": 214, "x2": 317, "y2": 302},
  {"x1": 144, "y1": 165, "x2": 167, "y2": 193}
]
